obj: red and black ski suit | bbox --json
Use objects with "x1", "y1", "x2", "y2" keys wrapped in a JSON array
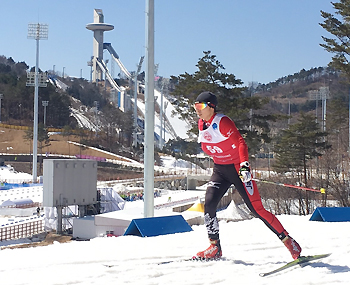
[{"x1": 198, "y1": 113, "x2": 289, "y2": 241}]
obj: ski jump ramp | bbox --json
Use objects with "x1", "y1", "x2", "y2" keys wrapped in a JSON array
[{"x1": 99, "y1": 43, "x2": 191, "y2": 140}]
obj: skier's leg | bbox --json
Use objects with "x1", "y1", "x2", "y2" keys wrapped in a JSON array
[
  {"x1": 234, "y1": 177, "x2": 302, "y2": 259},
  {"x1": 241, "y1": 180, "x2": 286, "y2": 236},
  {"x1": 194, "y1": 165, "x2": 231, "y2": 259},
  {"x1": 204, "y1": 179, "x2": 231, "y2": 240}
]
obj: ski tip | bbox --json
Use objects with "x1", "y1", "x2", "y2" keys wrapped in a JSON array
[
  {"x1": 299, "y1": 253, "x2": 332, "y2": 259},
  {"x1": 259, "y1": 253, "x2": 332, "y2": 277}
]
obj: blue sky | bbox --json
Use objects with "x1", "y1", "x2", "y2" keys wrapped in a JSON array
[{"x1": 0, "y1": 0, "x2": 335, "y2": 85}]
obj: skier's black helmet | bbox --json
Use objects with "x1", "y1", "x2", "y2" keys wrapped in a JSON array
[{"x1": 195, "y1": 91, "x2": 218, "y2": 109}]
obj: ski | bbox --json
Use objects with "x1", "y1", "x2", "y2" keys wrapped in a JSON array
[
  {"x1": 259, "y1": 253, "x2": 331, "y2": 277},
  {"x1": 158, "y1": 256, "x2": 231, "y2": 265},
  {"x1": 103, "y1": 257, "x2": 229, "y2": 267},
  {"x1": 157, "y1": 258, "x2": 194, "y2": 265},
  {"x1": 103, "y1": 264, "x2": 117, "y2": 268}
]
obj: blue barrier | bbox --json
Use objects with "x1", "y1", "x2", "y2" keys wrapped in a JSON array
[
  {"x1": 0, "y1": 183, "x2": 42, "y2": 190},
  {"x1": 310, "y1": 207, "x2": 350, "y2": 222},
  {"x1": 124, "y1": 215, "x2": 193, "y2": 237}
]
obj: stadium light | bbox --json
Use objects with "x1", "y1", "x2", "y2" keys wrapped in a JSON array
[{"x1": 27, "y1": 23, "x2": 48, "y2": 183}]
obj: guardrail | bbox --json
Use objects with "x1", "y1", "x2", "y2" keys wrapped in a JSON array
[
  {"x1": 97, "y1": 174, "x2": 187, "y2": 187},
  {"x1": 0, "y1": 217, "x2": 44, "y2": 242}
]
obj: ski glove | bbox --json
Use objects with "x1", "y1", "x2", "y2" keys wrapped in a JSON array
[{"x1": 239, "y1": 161, "x2": 252, "y2": 183}]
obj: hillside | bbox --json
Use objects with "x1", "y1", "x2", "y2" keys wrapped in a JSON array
[
  {"x1": 0, "y1": 127, "x2": 126, "y2": 159},
  {"x1": 250, "y1": 67, "x2": 349, "y2": 128},
  {"x1": 0, "y1": 126, "x2": 144, "y2": 180}
]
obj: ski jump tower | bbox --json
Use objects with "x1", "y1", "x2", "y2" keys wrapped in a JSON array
[{"x1": 86, "y1": 9, "x2": 113, "y2": 82}]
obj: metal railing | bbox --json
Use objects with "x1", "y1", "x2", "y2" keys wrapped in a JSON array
[{"x1": 0, "y1": 217, "x2": 44, "y2": 242}]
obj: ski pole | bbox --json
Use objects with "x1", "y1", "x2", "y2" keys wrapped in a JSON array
[{"x1": 252, "y1": 178, "x2": 326, "y2": 194}]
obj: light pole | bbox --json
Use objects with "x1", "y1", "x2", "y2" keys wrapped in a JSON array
[
  {"x1": 0, "y1": 94, "x2": 3, "y2": 122},
  {"x1": 42, "y1": 101, "x2": 49, "y2": 126},
  {"x1": 27, "y1": 23, "x2": 48, "y2": 183},
  {"x1": 144, "y1": 0, "x2": 155, "y2": 218}
]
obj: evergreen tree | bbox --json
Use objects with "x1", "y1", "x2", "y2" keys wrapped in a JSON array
[
  {"x1": 273, "y1": 113, "x2": 331, "y2": 214},
  {"x1": 274, "y1": 113, "x2": 330, "y2": 178},
  {"x1": 0, "y1": 56, "x2": 71, "y2": 127},
  {"x1": 170, "y1": 51, "x2": 271, "y2": 155},
  {"x1": 327, "y1": 97, "x2": 349, "y2": 152},
  {"x1": 320, "y1": 0, "x2": 350, "y2": 80}
]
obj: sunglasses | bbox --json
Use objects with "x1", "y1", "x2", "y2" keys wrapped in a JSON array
[{"x1": 193, "y1": 102, "x2": 209, "y2": 110}]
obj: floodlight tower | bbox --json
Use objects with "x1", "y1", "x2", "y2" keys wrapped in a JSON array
[
  {"x1": 86, "y1": 9, "x2": 114, "y2": 82},
  {"x1": 27, "y1": 23, "x2": 48, "y2": 183}
]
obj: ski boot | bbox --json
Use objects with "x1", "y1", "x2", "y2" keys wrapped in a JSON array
[
  {"x1": 282, "y1": 235, "x2": 302, "y2": 260},
  {"x1": 193, "y1": 239, "x2": 222, "y2": 260}
]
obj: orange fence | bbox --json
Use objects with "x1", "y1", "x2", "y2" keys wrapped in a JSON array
[{"x1": 0, "y1": 218, "x2": 44, "y2": 242}]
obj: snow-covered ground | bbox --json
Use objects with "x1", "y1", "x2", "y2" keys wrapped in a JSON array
[
  {"x1": 0, "y1": 214, "x2": 349, "y2": 284},
  {"x1": 70, "y1": 107, "x2": 98, "y2": 131},
  {"x1": 154, "y1": 88, "x2": 190, "y2": 140},
  {"x1": 0, "y1": 157, "x2": 350, "y2": 284},
  {"x1": 0, "y1": 165, "x2": 32, "y2": 184}
]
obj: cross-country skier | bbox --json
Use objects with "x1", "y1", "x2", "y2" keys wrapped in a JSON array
[{"x1": 193, "y1": 91, "x2": 302, "y2": 260}]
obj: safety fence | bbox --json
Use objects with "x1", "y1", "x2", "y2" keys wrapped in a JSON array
[{"x1": 0, "y1": 217, "x2": 44, "y2": 242}]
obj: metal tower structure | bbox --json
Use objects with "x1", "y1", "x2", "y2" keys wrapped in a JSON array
[
  {"x1": 86, "y1": 9, "x2": 114, "y2": 82},
  {"x1": 308, "y1": 86, "x2": 330, "y2": 132}
]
